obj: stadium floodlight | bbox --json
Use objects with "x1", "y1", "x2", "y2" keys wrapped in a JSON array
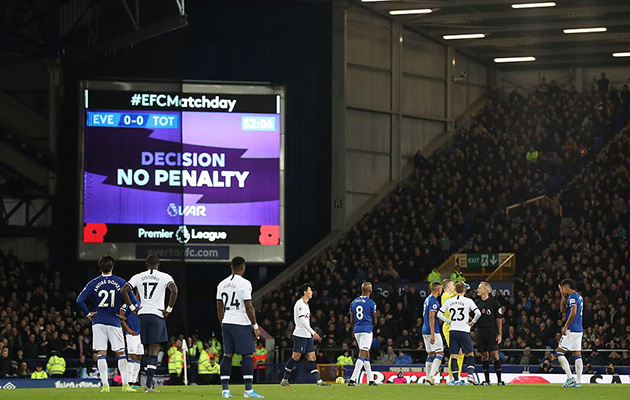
[
  {"x1": 494, "y1": 56, "x2": 536, "y2": 63},
  {"x1": 389, "y1": 9, "x2": 433, "y2": 15},
  {"x1": 563, "y1": 27, "x2": 607, "y2": 34},
  {"x1": 612, "y1": 52, "x2": 630, "y2": 57},
  {"x1": 511, "y1": 2, "x2": 556, "y2": 9},
  {"x1": 443, "y1": 33, "x2": 486, "y2": 40}
]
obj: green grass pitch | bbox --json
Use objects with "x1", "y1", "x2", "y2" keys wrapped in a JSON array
[{"x1": 1, "y1": 384, "x2": 629, "y2": 399}]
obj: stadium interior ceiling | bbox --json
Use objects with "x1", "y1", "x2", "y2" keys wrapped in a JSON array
[{"x1": 359, "y1": 0, "x2": 630, "y2": 67}]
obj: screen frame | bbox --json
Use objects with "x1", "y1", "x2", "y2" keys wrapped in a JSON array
[{"x1": 78, "y1": 79, "x2": 286, "y2": 263}]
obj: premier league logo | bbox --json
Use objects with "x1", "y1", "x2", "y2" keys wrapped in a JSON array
[
  {"x1": 175, "y1": 225, "x2": 191, "y2": 244},
  {"x1": 167, "y1": 203, "x2": 178, "y2": 217}
]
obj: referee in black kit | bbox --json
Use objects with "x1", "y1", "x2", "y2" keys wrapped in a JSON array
[{"x1": 475, "y1": 281, "x2": 505, "y2": 385}]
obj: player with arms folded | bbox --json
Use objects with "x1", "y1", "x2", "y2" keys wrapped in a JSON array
[
  {"x1": 122, "y1": 255, "x2": 178, "y2": 393},
  {"x1": 280, "y1": 284, "x2": 330, "y2": 387},
  {"x1": 76, "y1": 255, "x2": 138, "y2": 392},
  {"x1": 423, "y1": 282, "x2": 448, "y2": 385},
  {"x1": 475, "y1": 282, "x2": 504, "y2": 385},
  {"x1": 216, "y1": 257, "x2": 265, "y2": 399},
  {"x1": 438, "y1": 282, "x2": 481, "y2": 386},
  {"x1": 347, "y1": 282, "x2": 377, "y2": 386},
  {"x1": 556, "y1": 279, "x2": 584, "y2": 388}
]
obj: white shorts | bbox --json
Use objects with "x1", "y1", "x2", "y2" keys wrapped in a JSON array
[
  {"x1": 93, "y1": 324, "x2": 125, "y2": 352},
  {"x1": 126, "y1": 333, "x2": 144, "y2": 355},
  {"x1": 423, "y1": 334, "x2": 444, "y2": 353},
  {"x1": 354, "y1": 332, "x2": 373, "y2": 351},
  {"x1": 559, "y1": 331, "x2": 583, "y2": 352}
]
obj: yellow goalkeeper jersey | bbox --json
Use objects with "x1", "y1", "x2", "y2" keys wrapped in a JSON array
[{"x1": 441, "y1": 291, "x2": 458, "y2": 334}]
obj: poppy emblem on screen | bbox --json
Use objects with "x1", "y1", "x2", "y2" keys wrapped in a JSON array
[
  {"x1": 84, "y1": 223, "x2": 108, "y2": 243},
  {"x1": 259, "y1": 225, "x2": 280, "y2": 246}
]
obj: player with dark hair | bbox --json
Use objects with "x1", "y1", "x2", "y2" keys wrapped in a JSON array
[
  {"x1": 348, "y1": 282, "x2": 377, "y2": 386},
  {"x1": 280, "y1": 284, "x2": 330, "y2": 386},
  {"x1": 556, "y1": 279, "x2": 584, "y2": 388},
  {"x1": 122, "y1": 255, "x2": 178, "y2": 393},
  {"x1": 77, "y1": 255, "x2": 138, "y2": 392},
  {"x1": 423, "y1": 281, "x2": 448, "y2": 385},
  {"x1": 438, "y1": 282, "x2": 481, "y2": 385},
  {"x1": 216, "y1": 256, "x2": 264, "y2": 399},
  {"x1": 475, "y1": 281, "x2": 504, "y2": 385}
]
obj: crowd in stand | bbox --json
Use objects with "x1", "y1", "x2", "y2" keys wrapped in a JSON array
[
  {"x1": 2, "y1": 80, "x2": 630, "y2": 379},
  {"x1": 257, "y1": 80, "x2": 630, "y2": 367}
]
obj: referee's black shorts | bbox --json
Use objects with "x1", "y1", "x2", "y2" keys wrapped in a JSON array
[{"x1": 476, "y1": 329, "x2": 499, "y2": 353}]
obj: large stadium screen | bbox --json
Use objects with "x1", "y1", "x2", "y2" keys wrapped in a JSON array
[{"x1": 78, "y1": 81, "x2": 285, "y2": 262}]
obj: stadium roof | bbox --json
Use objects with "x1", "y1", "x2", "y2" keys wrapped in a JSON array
[{"x1": 357, "y1": 0, "x2": 630, "y2": 67}]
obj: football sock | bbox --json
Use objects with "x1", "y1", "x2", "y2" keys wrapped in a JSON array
[
  {"x1": 363, "y1": 359, "x2": 373, "y2": 382},
  {"x1": 117, "y1": 355, "x2": 129, "y2": 386},
  {"x1": 450, "y1": 358, "x2": 459, "y2": 381},
  {"x1": 556, "y1": 353, "x2": 573, "y2": 379},
  {"x1": 97, "y1": 355, "x2": 108, "y2": 386},
  {"x1": 466, "y1": 356, "x2": 475, "y2": 380},
  {"x1": 242, "y1": 355, "x2": 254, "y2": 391},
  {"x1": 426, "y1": 355, "x2": 435, "y2": 379},
  {"x1": 283, "y1": 357, "x2": 297, "y2": 380},
  {"x1": 494, "y1": 359, "x2": 502, "y2": 382},
  {"x1": 482, "y1": 359, "x2": 490, "y2": 382},
  {"x1": 350, "y1": 357, "x2": 364, "y2": 382},
  {"x1": 220, "y1": 356, "x2": 233, "y2": 391},
  {"x1": 308, "y1": 360, "x2": 322, "y2": 383},
  {"x1": 431, "y1": 354, "x2": 443, "y2": 379},
  {"x1": 145, "y1": 355, "x2": 158, "y2": 389},
  {"x1": 575, "y1": 356, "x2": 583, "y2": 384}
]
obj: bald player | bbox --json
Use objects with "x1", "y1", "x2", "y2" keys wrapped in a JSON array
[{"x1": 348, "y1": 282, "x2": 377, "y2": 386}]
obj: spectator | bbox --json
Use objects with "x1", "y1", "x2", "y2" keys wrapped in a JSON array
[
  {"x1": 23, "y1": 334, "x2": 39, "y2": 359},
  {"x1": 518, "y1": 347, "x2": 536, "y2": 365},
  {"x1": 16, "y1": 361, "x2": 30, "y2": 378},
  {"x1": 597, "y1": 72, "x2": 610, "y2": 93},
  {"x1": 197, "y1": 348, "x2": 220, "y2": 385},
  {"x1": 31, "y1": 364, "x2": 48, "y2": 379},
  {"x1": 392, "y1": 370, "x2": 407, "y2": 383},
  {"x1": 426, "y1": 268, "x2": 441, "y2": 284},
  {"x1": 46, "y1": 352, "x2": 66, "y2": 377},
  {"x1": 395, "y1": 351, "x2": 412, "y2": 365},
  {"x1": 0, "y1": 347, "x2": 15, "y2": 377},
  {"x1": 589, "y1": 348, "x2": 605, "y2": 366},
  {"x1": 381, "y1": 346, "x2": 396, "y2": 365},
  {"x1": 336, "y1": 350, "x2": 353, "y2": 366},
  {"x1": 539, "y1": 359, "x2": 552, "y2": 373}
]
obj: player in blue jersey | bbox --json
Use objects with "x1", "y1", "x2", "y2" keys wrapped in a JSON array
[
  {"x1": 347, "y1": 282, "x2": 377, "y2": 386},
  {"x1": 119, "y1": 294, "x2": 142, "y2": 386},
  {"x1": 77, "y1": 255, "x2": 140, "y2": 392},
  {"x1": 422, "y1": 282, "x2": 447, "y2": 385},
  {"x1": 556, "y1": 279, "x2": 584, "y2": 388}
]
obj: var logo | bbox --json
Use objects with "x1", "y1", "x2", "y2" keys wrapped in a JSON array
[{"x1": 167, "y1": 203, "x2": 207, "y2": 217}]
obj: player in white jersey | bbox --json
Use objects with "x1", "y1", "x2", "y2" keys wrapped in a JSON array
[
  {"x1": 122, "y1": 255, "x2": 178, "y2": 393},
  {"x1": 216, "y1": 257, "x2": 264, "y2": 399},
  {"x1": 280, "y1": 284, "x2": 330, "y2": 386},
  {"x1": 438, "y1": 282, "x2": 481, "y2": 386}
]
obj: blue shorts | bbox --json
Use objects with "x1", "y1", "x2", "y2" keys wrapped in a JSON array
[
  {"x1": 222, "y1": 323, "x2": 255, "y2": 355},
  {"x1": 449, "y1": 330, "x2": 474, "y2": 355},
  {"x1": 292, "y1": 336, "x2": 315, "y2": 354},
  {"x1": 138, "y1": 314, "x2": 168, "y2": 345}
]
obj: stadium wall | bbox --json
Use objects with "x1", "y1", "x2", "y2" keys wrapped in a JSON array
[{"x1": 341, "y1": 5, "x2": 488, "y2": 221}]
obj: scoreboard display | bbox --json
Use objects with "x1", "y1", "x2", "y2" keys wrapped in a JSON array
[{"x1": 78, "y1": 81, "x2": 285, "y2": 263}]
